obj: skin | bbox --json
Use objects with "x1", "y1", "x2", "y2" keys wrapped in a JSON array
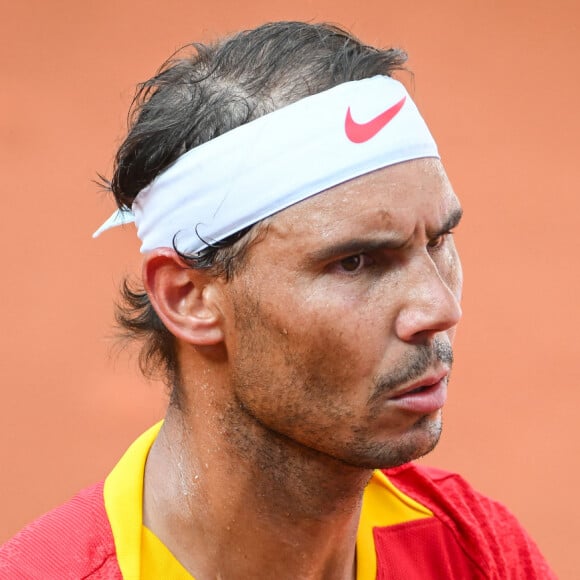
[{"x1": 142, "y1": 158, "x2": 463, "y2": 579}]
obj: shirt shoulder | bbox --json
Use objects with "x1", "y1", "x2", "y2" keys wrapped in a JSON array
[
  {"x1": 0, "y1": 481, "x2": 121, "y2": 579},
  {"x1": 381, "y1": 463, "x2": 556, "y2": 580}
]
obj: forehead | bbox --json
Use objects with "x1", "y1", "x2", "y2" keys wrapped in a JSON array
[{"x1": 264, "y1": 158, "x2": 459, "y2": 241}]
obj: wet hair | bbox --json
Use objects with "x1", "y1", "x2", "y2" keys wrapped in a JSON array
[{"x1": 107, "y1": 21, "x2": 408, "y2": 396}]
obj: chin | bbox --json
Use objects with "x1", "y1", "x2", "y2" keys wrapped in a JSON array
[{"x1": 348, "y1": 414, "x2": 443, "y2": 470}]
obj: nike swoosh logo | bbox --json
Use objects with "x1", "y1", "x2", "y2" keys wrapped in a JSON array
[{"x1": 344, "y1": 96, "x2": 406, "y2": 143}]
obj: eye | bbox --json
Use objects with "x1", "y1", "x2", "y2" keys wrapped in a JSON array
[
  {"x1": 336, "y1": 254, "x2": 372, "y2": 273},
  {"x1": 427, "y1": 231, "x2": 453, "y2": 250}
]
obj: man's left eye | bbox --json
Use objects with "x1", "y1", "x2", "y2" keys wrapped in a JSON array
[{"x1": 427, "y1": 232, "x2": 451, "y2": 249}]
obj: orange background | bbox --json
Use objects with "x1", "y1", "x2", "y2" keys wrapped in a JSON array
[{"x1": 1, "y1": 1, "x2": 578, "y2": 577}]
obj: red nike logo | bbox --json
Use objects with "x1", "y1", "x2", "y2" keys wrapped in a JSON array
[{"x1": 344, "y1": 96, "x2": 406, "y2": 143}]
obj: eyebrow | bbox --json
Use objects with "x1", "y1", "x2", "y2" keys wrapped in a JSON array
[
  {"x1": 307, "y1": 205, "x2": 464, "y2": 263},
  {"x1": 430, "y1": 206, "x2": 464, "y2": 238}
]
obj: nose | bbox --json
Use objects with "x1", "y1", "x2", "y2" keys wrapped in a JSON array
[{"x1": 394, "y1": 254, "x2": 462, "y2": 344}]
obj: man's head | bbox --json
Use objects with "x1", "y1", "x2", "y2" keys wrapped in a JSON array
[
  {"x1": 104, "y1": 21, "x2": 463, "y2": 469},
  {"x1": 108, "y1": 21, "x2": 408, "y2": 394}
]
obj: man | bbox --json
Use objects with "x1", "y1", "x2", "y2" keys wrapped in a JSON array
[{"x1": 0, "y1": 21, "x2": 554, "y2": 579}]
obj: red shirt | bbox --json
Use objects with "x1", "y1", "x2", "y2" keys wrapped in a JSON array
[{"x1": 0, "y1": 426, "x2": 555, "y2": 579}]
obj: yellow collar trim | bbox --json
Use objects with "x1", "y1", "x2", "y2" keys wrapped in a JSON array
[{"x1": 104, "y1": 422, "x2": 163, "y2": 580}]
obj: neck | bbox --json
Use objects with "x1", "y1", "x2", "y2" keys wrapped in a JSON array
[{"x1": 144, "y1": 382, "x2": 372, "y2": 580}]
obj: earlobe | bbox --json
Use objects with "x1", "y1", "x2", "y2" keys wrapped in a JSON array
[{"x1": 142, "y1": 249, "x2": 224, "y2": 345}]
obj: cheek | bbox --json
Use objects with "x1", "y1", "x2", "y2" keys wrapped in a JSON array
[
  {"x1": 279, "y1": 297, "x2": 389, "y2": 400},
  {"x1": 228, "y1": 271, "x2": 396, "y2": 416},
  {"x1": 440, "y1": 243, "x2": 463, "y2": 301},
  {"x1": 236, "y1": 295, "x2": 379, "y2": 400},
  {"x1": 229, "y1": 316, "x2": 360, "y2": 440},
  {"x1": 451, "y1": 252, "x2": 464, "y2": 301}
]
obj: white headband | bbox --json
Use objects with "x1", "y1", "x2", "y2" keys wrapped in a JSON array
[{"x1": 93, "y1": 75, "x2": 439, "y2": 253}]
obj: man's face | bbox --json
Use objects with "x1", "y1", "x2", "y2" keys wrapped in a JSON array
[{"x1": 221, "y1": 158, "x2": 463, "y2": 469}]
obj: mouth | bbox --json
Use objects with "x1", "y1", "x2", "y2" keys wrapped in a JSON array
[
  {"x1": 388, "y1": 371, "x2": 449, "y2": 414},
  {"x1": 402, "y1": 384, "x2": 434, "y2": 395}
]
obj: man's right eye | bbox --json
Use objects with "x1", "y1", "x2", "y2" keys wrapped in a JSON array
[{"x1": 337, "y1": 254, "x2": 371, "y2": 273}]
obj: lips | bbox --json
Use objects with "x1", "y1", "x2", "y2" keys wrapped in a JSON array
[{"x1": 388, "y1": 371, "x2": 449, "y2": 414}]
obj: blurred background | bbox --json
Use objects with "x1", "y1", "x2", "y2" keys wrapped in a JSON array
[{"x1": 1, "y1": 0, "x2": 578, "y2": 577}]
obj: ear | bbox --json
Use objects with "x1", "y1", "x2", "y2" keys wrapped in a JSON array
[{"x1": 142, "y1": 248, "x2": 224, "y2": 345}]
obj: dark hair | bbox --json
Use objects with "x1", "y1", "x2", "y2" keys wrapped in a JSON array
[{"x1": 108, "y1": 21, "x2": 407, "y2": 396}]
